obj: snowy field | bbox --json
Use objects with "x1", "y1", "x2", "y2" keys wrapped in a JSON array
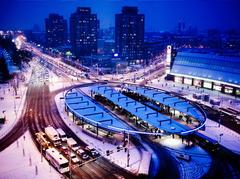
[
  {"x1": 199, "y1": 118, "x2": 240, "y2": 154},
  {"x1": 159, "y1": 136, "x2": 212, "y2": 179},
  {"x1": 0, "y1": 65, "x2": 32, "y2": 140},
  {"x1": 0, "y1": 131, "x2": 62, "y2": 179}
]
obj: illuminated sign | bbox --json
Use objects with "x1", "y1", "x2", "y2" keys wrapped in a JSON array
[
  {"x1": 166, "y1": 45, "x2": 171, "y2": 65},
  {"x1": 165, "y1": 45, "x2": 172, "y2": 74}
]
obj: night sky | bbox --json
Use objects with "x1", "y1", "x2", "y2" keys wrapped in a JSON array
[{"x1": 0, "y1": 0, "x2": 240, "y2": 32}]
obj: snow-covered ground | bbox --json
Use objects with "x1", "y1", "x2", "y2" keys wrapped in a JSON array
[
  {"x1": 48, "y1": 70, "x2": 91, "y2": 92},
  {"x1": 150, "y1": 79, "x2": 240, "y2": 111},
  {"x1": 0, "y1": 64, "x2": 32, "y2": 140},
  {"x1": 149, "y1": 79, "x2": 240, "y2": 154},
  {"x1": 0, "y1": 131, "x2": 62, "y2": 179},
  {"x1": 55, "y1": 92, "x2": 145, "y2": 175},
  {"x1": 199, "y1": 118, "x2": 240, "y2": 154},
  {"x1": 158, "y1": 136, "x2": 212, "y2": 179}
]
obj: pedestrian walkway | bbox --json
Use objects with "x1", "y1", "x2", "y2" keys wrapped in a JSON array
[
  {"x1": 199, "y1": 118, "x2": 240, "y2": 154},
  {"x1": 150, "y1": 79, "x2": 240, "y2": 112},
  {"x1": 0, "y1": 63, "x2": 32, "y2": 140},
  {"x1": 55, "y1": 92, "x2": 148, "y2": 175},
  {"x1": 0, "y1": 131, "x2": 62, "y2": 179}
]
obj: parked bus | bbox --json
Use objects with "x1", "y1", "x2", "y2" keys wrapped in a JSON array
[
  {"x1": 44, "y1": 126, "x2": 61, "y2": 146},
  {"x1": 45, "y1": 148, "x2": 69, "y2": 174}
]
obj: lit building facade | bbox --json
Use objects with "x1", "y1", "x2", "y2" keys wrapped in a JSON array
[
  {"x1": 70, "y1": 7, "x2": 98, "y2": 58},
  {"x1": 45, "y1": 14, "x2": 67, "y2": 47},
  {"x1": 115, "y1": 7, "x2": 144, "y2": 65},
  {"x1": 169, "y1": 50, "x2": 240, "y2": 96}
]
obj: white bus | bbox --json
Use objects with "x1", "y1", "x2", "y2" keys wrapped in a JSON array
[
  {"x1": 45, "y1": 148, "x2": 69, "y2": 173},
  {"x1": 44, "y1": 126, "x2": 61, "y2": 146},
  {"x1": 56, "y1": 128, "x2": 67, "y2": 142}
]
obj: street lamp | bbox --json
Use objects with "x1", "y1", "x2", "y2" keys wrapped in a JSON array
[
  {"x1": 127, "y1": 130, "x2": 130, "y2": 167},
  {"x1": 219, "y1": 133, "x2": 223, "y2": 143}
]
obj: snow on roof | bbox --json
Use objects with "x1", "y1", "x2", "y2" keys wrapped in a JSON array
[{"x1": 91, "y1": 85, "x2": 190, "y2": 134}]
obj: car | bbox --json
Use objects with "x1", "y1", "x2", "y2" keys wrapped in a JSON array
[
  {"x1": 67, "y1": 138, "x2": 80, "y2": 151},
  {"x1": 85, "y1": 146, "x2": 99, "y2": 157},
  {"x1": 70, "y1": 153, "x2": 80, "y2": 164},
  {"x1": 77, "y1": 149, "x2": 90, "y2": 160},
  {"x1": 60, "y1": 146, "x2": 69, "y2": 155},
  {"x1": 176, "y1": 153, "x2": 191, "y2": 161}
]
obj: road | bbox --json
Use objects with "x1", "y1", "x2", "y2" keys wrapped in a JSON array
[{"x1": 0, "y1": 66, "x2": 136, "y2": 179}]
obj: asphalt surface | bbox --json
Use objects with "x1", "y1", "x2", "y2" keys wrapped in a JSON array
[{"x1": 0, "y1": 67, "x2": 136, "y2": 179}]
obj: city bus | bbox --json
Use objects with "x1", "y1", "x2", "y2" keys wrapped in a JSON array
[
  {"x1": 45, "y1": 147, "x2": 69, "y2": 174},
  {"x1": 44, "y1": 126, "x2": 61, "y2": 146}
]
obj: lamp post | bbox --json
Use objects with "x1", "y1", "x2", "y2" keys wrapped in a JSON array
[
  {"x1": 69, "y1": 147, "x2": 72, "y2": 179},
  {"x1": 127, "y1": 130, "x2": 130, "y2": 167},
  {"x1": 219, "y1": 133, "x2": 223, "y2": 143}
]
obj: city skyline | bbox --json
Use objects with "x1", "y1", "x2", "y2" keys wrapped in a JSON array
[
  {"x1": 0, "y1": 1, "x2": 240, "y2": 179},
  {"x1": 1, "y1": 0, "x2": 240, "y2": 32}
]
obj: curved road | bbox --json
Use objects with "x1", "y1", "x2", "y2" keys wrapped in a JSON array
[{"x1": 0, "y1": 69, "x2": 135, "y2": 179}]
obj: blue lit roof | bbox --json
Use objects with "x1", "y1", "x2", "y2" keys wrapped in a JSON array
[
  {"x1": 91, "y1": 85, "x2": 191, "y2": 134},
  {"x1": 65, "y1": 89, "x2": 131, "y2": 132},
  {"x1": 170, "y1": 52, "x2": 240, "y2": 86},
  {"x1": 126, "y1": 86, "x2": 205, "y2": 122}
]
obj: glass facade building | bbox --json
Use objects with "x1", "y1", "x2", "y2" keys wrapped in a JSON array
[{"x1": 170, "y1": 51, "x2": 240, "y2": 96}]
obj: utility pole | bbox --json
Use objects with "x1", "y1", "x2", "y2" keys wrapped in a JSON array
[
  {"x1": 69, "y1": 147, "x2": 72, "y2": 179},
  {"x1": 40, "y1": 144, "x2": 43, "y2": 162},
  {"x1": 127, "y1": 130, "x2": 130, "y2": 167}
]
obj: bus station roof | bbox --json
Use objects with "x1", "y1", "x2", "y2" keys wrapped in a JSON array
[
  {"x1": 91, "y1": 85, "x2": 190, "y2": 134},
  {"x1": 126, "y1": 86, "x2": 205, "y2": 123},
  {"x1": 65, "y1": 89, "x2": 130, "y2": 132}
]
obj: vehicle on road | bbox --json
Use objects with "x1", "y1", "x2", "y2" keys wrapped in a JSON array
[
  {"x1": 44, "y1": 126, "x2": 61, "y2": 146},
  {"x1": 85, "y1": 145, "x2": 99, "y2": 157},
  {"x1": 70, "y1": 152, "x2": 80, "y2": 164},
  {"x1": 45, "y1": 147, "x2": 69, "y2": 173},
  {"x1": 176, "y1": 153, "x2": 191, "y2": 161},
  {"x1": 35, "y1": 131, "x2": 50, "y2": 150},
  {"x1": 56, "y1": 128, "x2": 67, "y2": 142},
  {"x1": 60, "y1": 146, "x2": 69, "y2": 156},
  {"x1": 77, "y1": 149, "x2": 90, "y2": 160},
  {"x1": 67, "y1": 138, "x2": 80, "y2": 151}
]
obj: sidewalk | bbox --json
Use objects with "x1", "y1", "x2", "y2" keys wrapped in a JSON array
[
  {"x1": 0, "y1": 64, "x2": 32, "y2": 140},
  {"x1": 55, "y1": 92, "x2": 144, "y2": 175},
  {"x1": 157, "y1": 136, "x2": 212, "y2": 179},
  {"x1": 199, "y1": 118, "x2": 240, "y2": 154},
  {"x1": 0, "y1": 131, "x2": 62, "y2": 179},
  {"x1": 150, "y1": 79, "x2": 240, "y2": 112},
  {"x1": 149, "y1": 79, "x2": 240, "y2": 154}
]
